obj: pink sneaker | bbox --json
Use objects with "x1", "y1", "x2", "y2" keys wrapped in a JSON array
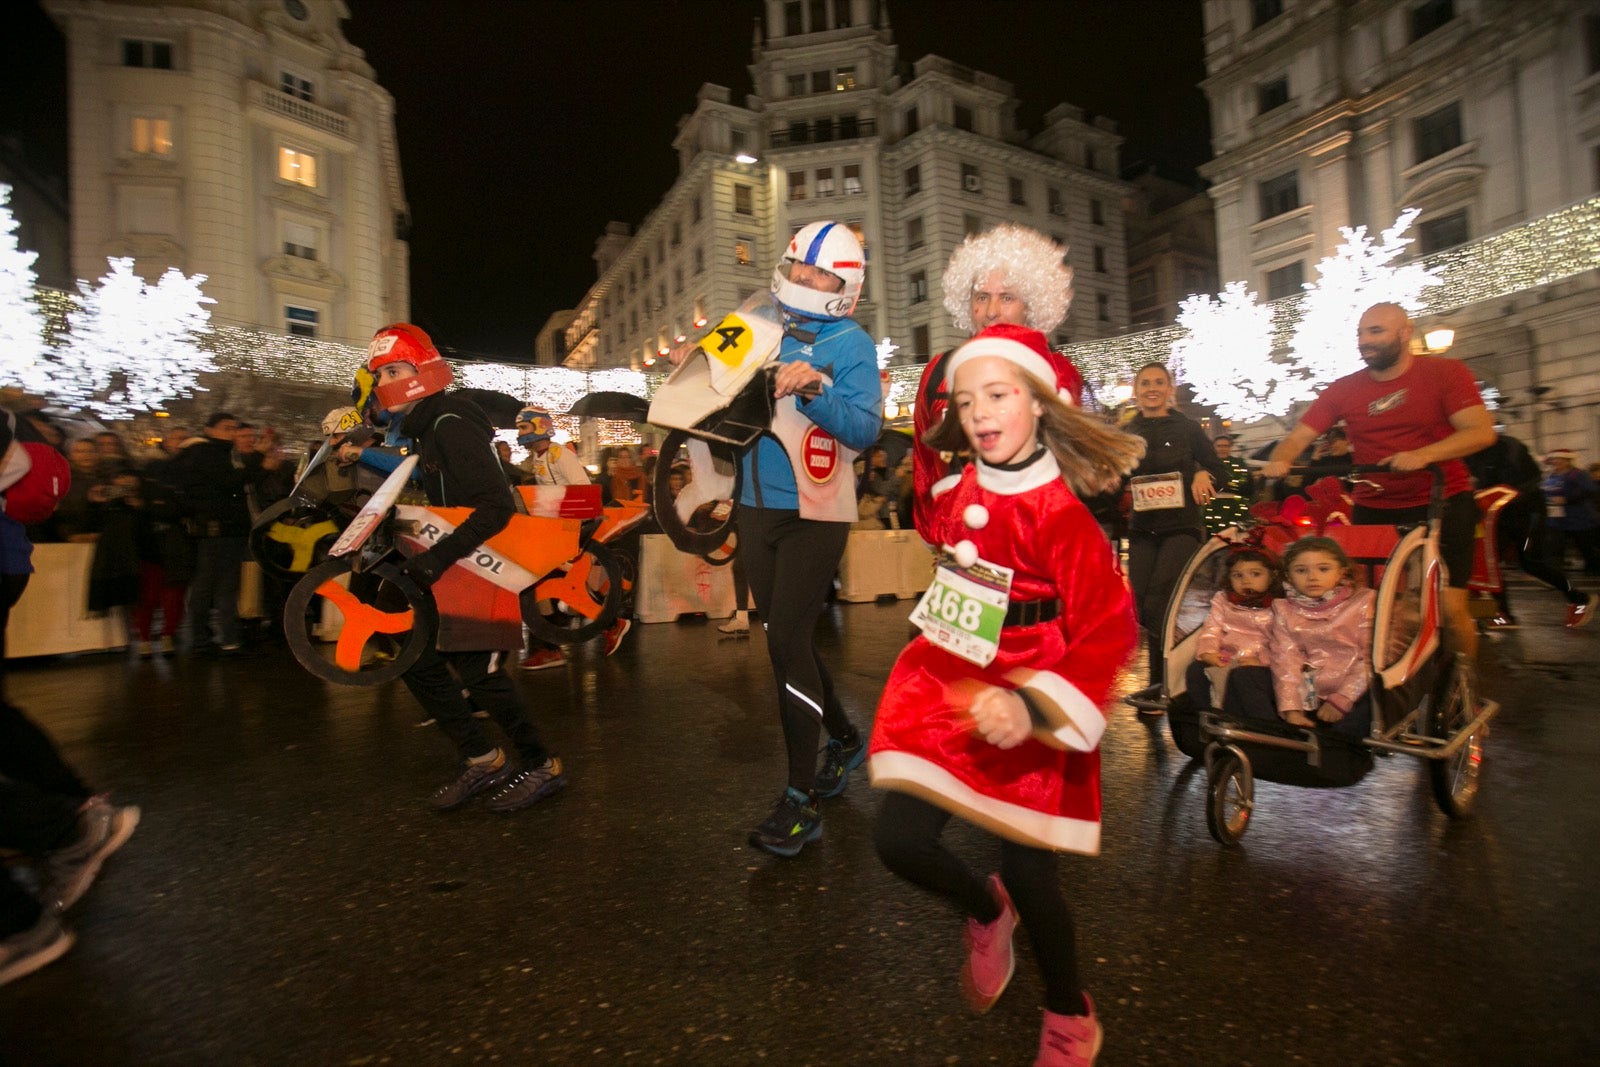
[
  {"x1": 1034, "y1": 995, "x2": 1102, "y2": 1067},
  {"x1": 960, "y1": 873, "x2": 1017, "y2": 1012},
  {"x1": 602, "y1": 618, "x2": 632, "y2": 656}
]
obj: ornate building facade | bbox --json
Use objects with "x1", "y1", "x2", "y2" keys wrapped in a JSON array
[{"x1": 44, "y1": 0, "x2": 409, "y2": 343}]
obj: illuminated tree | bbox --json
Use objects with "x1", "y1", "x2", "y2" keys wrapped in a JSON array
[
  {"x1": 0, "y1": 184, "x2": 49, "y2": 392},
  {"x1": 59, "y1": 257, "x2": 218, "y2": 419},
  {"x1": 1169, "y1": 282, "x2": 1279, "y2": 422}
]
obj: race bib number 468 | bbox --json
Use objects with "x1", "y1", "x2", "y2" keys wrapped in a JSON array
[{"x1": 910, "y1": 556, "x2": 1013, "y2": 668}]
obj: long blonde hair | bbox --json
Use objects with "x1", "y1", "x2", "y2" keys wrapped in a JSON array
[{"x1": 925, "y1": 366, "x2": 1145, "y2": 496}]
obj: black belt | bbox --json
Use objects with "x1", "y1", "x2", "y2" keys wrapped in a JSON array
[{"x1": 1004, "y1": 599, "x2": 1061, "y2": 628}]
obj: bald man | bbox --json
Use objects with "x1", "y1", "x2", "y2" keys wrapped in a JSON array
[{"x1": 1265, "y1": 302, "x2": 1495, "y2": 657}]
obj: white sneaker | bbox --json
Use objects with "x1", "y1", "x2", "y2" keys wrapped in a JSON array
[{"x1": 719, "y1": 612, "x2": 749, "y2": 635}]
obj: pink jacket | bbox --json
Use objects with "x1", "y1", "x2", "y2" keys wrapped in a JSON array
[
  {"x1": 1194, "y1": 592, "x2": 1274, "y2": 665},
  {"x1": 1268, "y1": 586, "x2": 1376, "y2": 714}
]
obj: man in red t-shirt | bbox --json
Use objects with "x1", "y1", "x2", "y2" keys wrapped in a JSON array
[{"x1": 1265, "y1": 302, "x2": 1495, "y2": 657}]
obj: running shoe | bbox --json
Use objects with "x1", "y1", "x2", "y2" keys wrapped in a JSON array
[
  {"x1": 485, "y1": 757, "x2": 567, "y2": 813},
  {"x1": 747, "y1": 788, "x2": 821, "y2": 858},
  {"x1": 0, "y1": 912, "x2": 74, "y2": 988},
  {"x1": 45, "y1": 798, "x2": 140, "y2": 913},
  {"x1": 520, "y1": 648, "x2": 568, "y2": 671},
  {"x1": 813, "y1": 734, "x2": 866, "y2": 799},
  {"x1": 961, "y1": 873, "x2": 1018, "y2": 1013},
  {"x1": 428, "y1": 750, "x2": 514, "y2": 811},
  {"x1": 1034, "y1": 995, "x2": 1102, "y2": 1067},
  {"x1": 718, "y1": 612, "x2": 749, "y2": 635},
  {"x1": 1484, "y1": 614, "x2": 1519, "y2": 630},
  {"x1": 1566, "y1": 594, "x2": 1598, "y2": 629},
  {"x1": 602, "y1": 618, "x2": 632, "y2": 656}
]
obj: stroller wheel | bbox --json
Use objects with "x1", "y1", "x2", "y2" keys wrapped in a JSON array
[
  {"x1": 1206, "y1": 745, "x2": 1254, "y2": 846},
  {"x1": 1428, "y1": 654, "x2": 1483, "y2": 818}
]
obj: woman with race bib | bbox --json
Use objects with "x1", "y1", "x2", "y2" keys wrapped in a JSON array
[{"x1": 1122, "y1": 362, "x2": 1225, "y2": 696}]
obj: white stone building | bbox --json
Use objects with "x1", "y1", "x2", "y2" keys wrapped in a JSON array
[
  {"x1": 44, "y1": 0, "x2": 409, "y2": 344},
  {"x1": 1198, "y1": 0, "x2": 1600, "y2": 453},
  {"x1": 562, "y1": 0, "x2": 1131, "y2": 373}
]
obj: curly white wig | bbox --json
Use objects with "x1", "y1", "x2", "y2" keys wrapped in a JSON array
[{"x1": 941, "y1": 223, "x2": 1074, "y2": 334}]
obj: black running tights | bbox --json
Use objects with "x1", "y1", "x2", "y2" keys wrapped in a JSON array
[{"x1": 874, "y1": 790, "x2": 1085, "y2": 1015}]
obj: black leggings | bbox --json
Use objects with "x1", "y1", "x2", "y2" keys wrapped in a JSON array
[
  {"x1": 736, "y1": 507, "x2": 857, "y2": 792},
  {"x1": 402, "y1": 647, "x2": 549, "y2": 765},
  {"x1": 874, "y1": 791, "x2": 1084, "y2": 1015},
  {"x1": 1128, "y1": 527, "x2": 1202, "y2": 684}
]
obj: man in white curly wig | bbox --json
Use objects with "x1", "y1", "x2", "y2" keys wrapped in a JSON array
[{"x1": 911, "y1": 224, "x2": 1084, "y2": 540}]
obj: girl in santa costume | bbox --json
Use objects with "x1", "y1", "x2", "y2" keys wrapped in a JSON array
[{"x1": 869, "y1": 323, "x2": 1144, "y2": 1067}]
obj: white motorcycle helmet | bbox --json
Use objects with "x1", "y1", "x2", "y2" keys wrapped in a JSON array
[{"x1": 770, "y1": 221, "x2": 865, "y2": 322}]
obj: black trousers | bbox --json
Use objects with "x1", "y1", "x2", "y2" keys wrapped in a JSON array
[
  {"x1": 736, "y1": 507, "x2": 857, "y2": 793},
  {"x1": 401, "y1": 647, "x2": 549, "y2": 765},
  {"x1": 1128, "y1": 527, "x2": 1202, "y2": 685},
  {"x1": 874, "y1": 791, "x2": 1084, "y2": 1015}
]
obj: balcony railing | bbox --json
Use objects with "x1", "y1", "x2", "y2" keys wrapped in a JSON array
[
  {"x1": 249, "y1": 82, "x2": 350, "y2": 138},
  {"x1": 769, "y1": 116, "x2": 877, "y2": 148}
]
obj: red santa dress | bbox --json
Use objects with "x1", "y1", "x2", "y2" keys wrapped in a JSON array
[{"x1": 869, "y1": 448, "x2": 1137, "y2": 854}]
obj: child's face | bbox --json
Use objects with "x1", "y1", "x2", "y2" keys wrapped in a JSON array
[
  {"x1": 1287, "y1": 550, "x2": 1345, "y2": 598},
  {"x1": 951, "y1": 357, "x2": 1043, "y2": 467},
  {"x1": 1229, "y1": 560, "x2": 1272, "y2": 596}
]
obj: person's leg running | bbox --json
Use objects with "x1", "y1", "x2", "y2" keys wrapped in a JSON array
[
  {"x1": 1000, "y1": 839, "x2": 1086, "y2": 1016},
  {"x1": 0, "y1": 702, "x2": 93, "y2": 800},
  {"x1": 401, "y1": 645, "x2": 496, "y2": 760},
  {"x1": 873, "y1": 790, "x2": 994, "y2": 919},
  {"x1": 452, "y1": 650, "x2": 550, "y2": 765}
]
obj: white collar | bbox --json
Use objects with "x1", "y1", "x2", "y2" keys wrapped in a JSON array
[{"x1": 975, "y1": 448, "x2": 1059, "y2": 496}]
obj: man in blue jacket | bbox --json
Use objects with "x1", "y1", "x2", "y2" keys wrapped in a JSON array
[{"x1": 709, "y1": 221, "x2": 882, "y2": 856}]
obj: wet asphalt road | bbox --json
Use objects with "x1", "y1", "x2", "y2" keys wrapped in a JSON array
[{"x1": 1, "y1": 584, "x2": 1596, "y2": 1066}]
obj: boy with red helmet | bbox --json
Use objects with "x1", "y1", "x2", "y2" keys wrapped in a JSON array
[{"x1": 364, "y1": 324, "x2": 567, "y2": 813}]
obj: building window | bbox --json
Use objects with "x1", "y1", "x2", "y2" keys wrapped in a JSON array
[
  {"x1": 734, "y1": 237, "x2": 754, "y2": 267},
  {"x1": 964, "y1": 214, "x2": 982, "y2": 237},
  {"x1": 839, "y1": 114, "x2": 859, "y2": 139},
  {"x1": 1258, "y1": 76, "x2": 1289, "y2": 114},
  {"x1": 282, "y1": 219, "x2": 318, "y2": 260},
  {"x1": 285, "y1": 306, "x2": 319, "y2": 339},
  {"x1": 1047, "y1": 187, "x2": 1065, "y2": 216},
  {"x1": 906, "y1": 216, "x2": 924, "y2": 250},
  {"x1": 122, "y1": 39, "x2": 172, "y2": 69},
  {"x1": 641, "y1": 257, "x2": 650, "y2": 282},
  {"x1": 1252, "y1": 0, "x2": 1284, "y2": 28},
  {"x1": 1258, "y1": 170, "x2": 1299, "y2": 219},
  {"x1": 1418, "y1": 210, "x2": 1469, "y2": 253},
  {"x1": 279, "y1": 72, "x2": 313, "y2": 102},
  {"x1": 788, "y1": 170, "x2": 808, "y2": 201},
  {"x1": 1084, "y1": 146, "x2": 1097, "y2": 171},
  {"x1": 815, "y1": 167, "x2": 835, "y2": 197},
  {"x1": 910, "y1": 270, "x2": 929, "y2": 304},
  {"x1": 835, "y1": 66, "x2": 856, "y2": 91},
  {"x1": 672, "y1": 267, "x2": 683, "y2": 296},
  {"x1": 691, "y1": 195, "x2": 702, "y2": 224},
  {"x1": 1008, "y1": 176, "x2": 1026, "y2": 206},
  {"x1": 1095, "y1": 293, "x2": 1110, "y2": 322},
  {"x1": 278, "y1": 146, "x2": 318, "y2": 188},
  {"x1": 784, "y1": 1, "x2": 802, "y2": 36},
  {"x1": 814, "y1": 116, "x2": 835, "y2": 142},
  {"x1": 809, "y1": 0, "x2": 827, "y2": 32},
  {"x1": 130, "y1": 116, "x2": 172, "y2": 156},
  {"x1": 694, "y1": 246, "x2": 705, "y2": 274},
  {"x1": 1090, "y1": 199, "x2": 1104, "y2": 225},
  {"x1": 1093, "y1": 245, "x2": 1107, "y2": 273},
  {"x1": 905, "y1": 164, "x2": 921, "y2": 196},
  {"x1": 1411, "y1": 0, "x2": 1454, "y2": 42},
  {"x1": 788, "y1": 73, "x2": 806, "y2": 96},
  {"x1": 1265, "y1": 261, "x2": 1304, "y2": 300},
  {"x1": 734, "y1": 183, "x2": 753, "y2": 215},
  {"x1": 843, "y1": 164, "x2": 862, "y2": 195},
  {"x1": 812, "y1": 70, "x2": 830, "y2": 94},
  {"x1": 1130, "y1": 269, "x2": 1156, "y2": 304},
  {"x1": 912, "y1": 324, "x2": 931, "y2": 360},
  {"x1": 1414, "y1": 102, "x2": 1463, "y2": 162},
  {"x1": 953, "y1": 104, "x2": 973, "y2": 132},
  {"x1": 835, "y1": 2, "x2": 851, "y2": 27},
  {"x1": 671, "y1": 221, "x2": 682, "y2": 246},
  {"x1": 656, "y1": 239, "x2": 665, "y2": 264},
  {"x1": 730, "y1": 129, "x2": 748, "y2": 156},
  {"x1": 1588, "y1": 15, "x2": 1600, "y2": 74},
  {"x1": 961, "y1": 163, "x2": 982, "y2": 194},
  {"x1": 905, "y1": 105, "x2": 919, "y2": 135}
]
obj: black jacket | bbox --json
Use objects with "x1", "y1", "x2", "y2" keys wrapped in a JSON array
[
  {"x1": 398, "y1": 392, "x2": 514, "y2": 572},
  {"x1": 168, "y1": 437, "x2": 264, "y2": 538},
  {"x1": 1124, "y1": 411, "x2": 1226, "y2": 535}
]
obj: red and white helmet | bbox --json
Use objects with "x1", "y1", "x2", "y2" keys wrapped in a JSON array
[
  {"x1": 366, "y1": 323, "x2": 452, "y2": 411},
  {"x1": 771, "y1": 221, "x2": 865, "y2": 322}
]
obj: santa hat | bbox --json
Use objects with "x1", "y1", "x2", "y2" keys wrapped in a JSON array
[
  {"x1": 1545, "y1": 448, "x2": 1578, "y2": 462},
  {"x1": 944, "y1": 323, "x2": 1083, "y2": 406}
]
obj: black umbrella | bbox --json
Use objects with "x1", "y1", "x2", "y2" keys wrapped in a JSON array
[
  {"x1": 452, "y1": 387, "x2": 525, "y2": 429},
  {"x1": 567, "y1": 391, "x2": 651, "y2": 422}
]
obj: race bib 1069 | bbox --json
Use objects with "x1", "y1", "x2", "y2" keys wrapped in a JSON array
[{"x1": 1130, "y1": 471, "x2": 1185, "y2": 512}]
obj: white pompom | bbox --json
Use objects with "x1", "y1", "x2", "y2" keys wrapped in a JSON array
[
  {"x1": 963, "y1": 504, "x2": 989, "y2": 530},
  {"x1": 953, "y1": 539, "x2": 979, "y2": 568}
]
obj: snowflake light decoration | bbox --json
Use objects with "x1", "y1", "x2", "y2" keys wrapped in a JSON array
[
  {"x1": 1169, "y1": 282, "x2": 1279, "y2": 422},
  {"x1": 0, "y1": 185, "x2": 50, "y2": 394}
]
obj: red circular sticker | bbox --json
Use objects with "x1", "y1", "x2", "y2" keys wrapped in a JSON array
[{"x1": 801, "y1": 426, "x2": 839, "y2": 484}]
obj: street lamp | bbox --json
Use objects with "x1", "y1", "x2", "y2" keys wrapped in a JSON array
[
  {"x1": 734, "y1": 152, "x2": 758, "y2": 165},
  {"x1": 1424, "y1": 326, "x2": 1456, "y2": 353}
]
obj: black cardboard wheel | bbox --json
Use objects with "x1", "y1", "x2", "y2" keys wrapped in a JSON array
[
  {"x1": 652, "y1": 428, "x2": 741, "y2": 555},
  {"x1": 285, "y1": 558, "x2": 436, "y2": 687},
  {"x1": 250, "y1": 499, "x2": 344, "y2": 583},
  {"x1": 524, "y1": 541, "x2": 625, "y2": 645}
]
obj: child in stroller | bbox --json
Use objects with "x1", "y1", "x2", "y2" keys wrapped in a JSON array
[{"x1": 1185, "y1": 546, "x2": 1280, "y2": 717}]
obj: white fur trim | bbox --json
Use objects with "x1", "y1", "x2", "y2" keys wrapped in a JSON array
[
  {"x1": 931, "y1": 473, "x2": 962, "y2": 499},
  {"x1": 975, "y1": 449, "x2": 1060, "y2": 496},
  {"x1": 952, "y1": 540, "x2": 979, "y2": 568},
  {"x1": 963, "y1": 504, "x2": 990, "y2": 530},
  {"x1": 945, "y1": 337, "x2": 1055, "y2": 390},
  {"x1": 868, "y1": 751, "x2": 1100, "y2": 854},
  {"x1": 1004, "y1": 668, "x2": 1106, "y2": 752}
]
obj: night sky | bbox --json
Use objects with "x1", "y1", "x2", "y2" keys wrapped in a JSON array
[{"x1": 1, "y1": 0, "x2": 1209, "y2": 360}]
